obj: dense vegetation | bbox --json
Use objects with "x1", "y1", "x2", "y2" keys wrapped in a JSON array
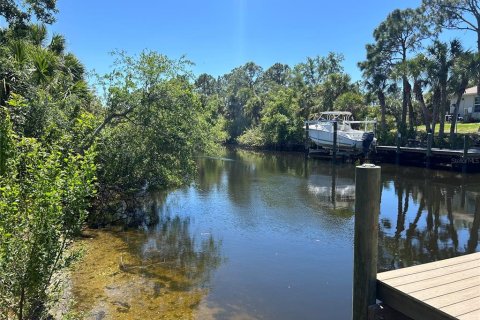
[
  {"x1": 0, "y1": 2, "x2": 225, "y2": 319},
  {"x1": 0, "y1": 0, "x2": 479, "y2": 319},
  {"x1": 193, "y1": 0, "x2": 480, "y2": 148}
]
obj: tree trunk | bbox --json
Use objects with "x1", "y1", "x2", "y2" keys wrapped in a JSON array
[
  {"x1": 413, "y1": 80, "x2": 430, "y2": 132},
  {"x1": 377, "y1": 90, "x2": 386, "y2": 134},
  {"x1": 438, "y1": 85, "x2": 447, "y2": 142},
  {"x1": 477, "y1": 28, "x2": 480, "y2": 95},
  {"x1": 407, "y1": 81, "x2": 414, "y2": 134},
  {"x1": 431, "y1": 87, "x2": 440, "y2": 135},
  {"x1": 401, "y1": 76, "x2": 409, "y2": 138},
  {"x1": 450, "y1": 80, "x2": 469, "y2": 144}
]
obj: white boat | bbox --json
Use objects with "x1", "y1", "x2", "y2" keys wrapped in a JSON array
[{"x1": 304, "y1": 111, "x2": 376, "y2": 153}]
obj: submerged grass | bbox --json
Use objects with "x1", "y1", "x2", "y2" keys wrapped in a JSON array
[{"x1": 70, "y1": 229, "x2": 209, "y2": 320}]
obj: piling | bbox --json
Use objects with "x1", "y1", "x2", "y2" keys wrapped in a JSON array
[
  {"x1": 305, "y1": 123, "x2": 310, "y2": 157},
  {"x1": 462, "y1": 136, "x2": 469, "y2": 173},
  {"x1": 332, "y1": 121, "x2": 338, "y2": 164},
  {"x1": 426, "y1": 133, "x2": 432, "y2": 168},
  {"x1": 395, "y1": 133, "x2": 401, "y2": 165},
  {"x1": 353, "y1": 164, "x2": 381, "y2": 320}
]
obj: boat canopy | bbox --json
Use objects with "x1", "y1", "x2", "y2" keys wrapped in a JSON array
[
  {"x1": 320, "y1": 111, "x2": 352, "y2": 116},
  {"x1": 308, "y1": 111, "x2": 353, "y2": 122},
  {"x1": 305, "y1": 111, "x2": 377, "y2": 127}
]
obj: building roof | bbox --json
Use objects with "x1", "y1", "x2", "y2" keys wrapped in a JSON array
[{"x1": 464, "y1": 86, "x2": 478, "y2": 95}]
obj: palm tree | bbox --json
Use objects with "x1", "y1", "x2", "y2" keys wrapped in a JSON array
[
  {"x1": 408, "y1": 54, "x2": 431, "y2": 132},
  {"x1": 358, "y1": 44, "x2": 392, "y2": 135},
  {"x1": 28, "y1": 23, "x2": 47, "y2": 46},
  {"x1": 449, "y1": 52, "x2": 478, "y2": 143},
  {"x1": 426, "y1": 40, "x2": 462, "y2": 142},
  {"x1": 48, "y1": 33, "x2": 65, "y2": 55}
]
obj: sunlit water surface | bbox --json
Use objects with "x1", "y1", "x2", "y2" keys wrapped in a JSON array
[{"x1": 72, "y1": 149, "x2": 480, "y2": 320}]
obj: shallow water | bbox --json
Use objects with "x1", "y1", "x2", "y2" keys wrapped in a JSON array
[{"x1": 72, "y1": 149, "x2": 480, "y2": 319}]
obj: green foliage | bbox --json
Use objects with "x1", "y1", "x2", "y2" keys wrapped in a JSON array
[
  {"x1": 202, "y1": 52, "x2": 361, "y2": 148},
  {"x1": 237, "y1": 126, "x2": 266, "y2": 148},
  {"x1": 422, "y1": 0, "x2": 479, "y2": 50},
  {"x1": 260, "y1": 89, "x2": 303, "y2": 146},
  {"x1": 0, "y1": 0, "x2": 57, "y2": 27},
  {"x1": 94, "y1": 51, "x2": 226, "y2": 192},
  {"x1": 0, "y1": 110, "x2": 96, "y2": 320},
  {"x1": 333, "y1": 91, "x2": 368, "y2": 119}
]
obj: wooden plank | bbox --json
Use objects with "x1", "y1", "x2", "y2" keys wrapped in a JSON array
[
  {"x1": 379, "y1": 260, "x2": 479, "y2": 288},
  {"x1": 377, "y1": 253, "x2": 480, "y2": 281},
  {"x1": 423, "y1": 286, "x2": 480, "y2": 309},
  {"x1": 457, "y1": 309, "x2": 480, "y2": 320},
  {"x1": 393, "y1": 267, "x2": 479, "y2": 294},
  {"x1": 409, "y1": 276, "x2": 480, "y2": 301},
  {"x1": 440, "y1": 296, "x2": 480, "y2": 317},
  {"x1": 377, "y1": 282, "x2": 456, "y2": 320},
  {"x1": 376, "y1": 253, "x2": 480, "y2": 320}
]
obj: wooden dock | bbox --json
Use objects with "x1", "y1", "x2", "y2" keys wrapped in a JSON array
[
  {"x1": 376, "y1": 145, "x2": 480, "y2": 158},
  {"x1": 376, "y1": 252, "x2": 480, "y2": 320},
  {"x1": 375, "y1": 145, "x2": 480, "y2": 172},
  {"x1": 352, "y1": 165, "x2": 480, "y2": 320}
]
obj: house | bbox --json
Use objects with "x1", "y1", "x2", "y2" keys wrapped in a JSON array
[{"x1": 449, "y1": 86, "x2": 480, "y2": 121}]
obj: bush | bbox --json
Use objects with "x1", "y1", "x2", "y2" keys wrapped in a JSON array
[
  {"x1": 0, "y1": 110, "x2": 96, "y2": 319},
  {"x1": 237, "y1": 126, "x2": 266, "y2": 148}
]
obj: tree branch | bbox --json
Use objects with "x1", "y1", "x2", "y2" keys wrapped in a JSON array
[{"x1": 82, "y1": 106, "x2": 135, "y2": 151}]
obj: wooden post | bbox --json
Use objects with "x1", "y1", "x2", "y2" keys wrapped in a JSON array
[
  {"x1": 353, "y1": 164, "x2": 381, "y2": 320},
  {"x1": 462, "y1": 136, "x2": 469, "y2": 173},
  {"x1": 396, "y1": 132, "x2": 401, "y2": 165},
  {"x1": 305, "y1": 122, "x2": 310, "y2": 157},
  {"x1": 333, "y1": 121, "x2": 338, "y2": 164},
  {"x1": 426, "y1": 133, "x2": 432, "y2": 168}
]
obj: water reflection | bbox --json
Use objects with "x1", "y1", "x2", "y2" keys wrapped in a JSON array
[
  {"x1": 378, "y1": 166, "x2": 480, "y2": 271},
  {"x1": 72, "y1": 196, "x2": 222, "y2": 319},
  {"x1": 73, "y1": 149, "x2": 479, "y2": 320},
  {"x1": 305, "y1": 162, "x2": 356, "y2": 216}
]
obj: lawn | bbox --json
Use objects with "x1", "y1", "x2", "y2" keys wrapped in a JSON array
[{"x1": 417, "y1": 123, "x2": 480, "y2": 134}]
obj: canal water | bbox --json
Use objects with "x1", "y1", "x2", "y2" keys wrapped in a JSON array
[{"x1": 72, "y1": 149, "x2": 480, "y2": 320}]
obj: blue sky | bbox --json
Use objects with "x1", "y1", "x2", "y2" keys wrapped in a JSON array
[{"x1": 50, "y1": 0, "x2": 476, "y2": 81}]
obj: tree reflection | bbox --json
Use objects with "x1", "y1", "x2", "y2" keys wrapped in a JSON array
[
  {"x1": 378, "y1": 167, "x2": 480, "y2": 271},
  {"x1": 196, "y1": 156, "x2": 226, "y2": 194},
  {"x1": 117, "y1": 214, "x2": 223, "y2": 291}
]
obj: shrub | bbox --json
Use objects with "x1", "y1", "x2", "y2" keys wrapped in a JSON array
[{"x1": 0, "y1": 110, "x2": 96, "y2": 320}]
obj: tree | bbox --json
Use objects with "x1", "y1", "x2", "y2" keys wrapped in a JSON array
[
  {"x1": 426, "y1": 40, "x2": 463, "y2": 141},
  {"x1": 92, "y1": 50, "x2": 225, "y2": 192},
  {"x1": 373, "y1": 8, "x2": 431, "y2": 137},
  {"x1": 318, "y1": 73, "x2": 354, "y2": 112},
  {"x1": 260, "y1": 88, "x2": 302, "y2": 146},
  {"x1": 0, "y1": 109, "x2": 96, "y2": 320},
  {"x1": 423, "y1": 0, "x2": 480, "y2": 91},
  {"x1": 194, "y1": 73, "x2": 217, "y2": 97},
  {"x1": 449, "y1": 51, "x2": 478, "y2": 142},
  {"x1": 407, "y1": 54, "x2": 431, "y2": 132},
  {"x1": 333, "y1": 91, "x2": 368, "y2": 119},
  {"x1": 359, "y1": 43, "x2": 393, "y2": 133},
  {"x1": 0, "y1": 0, "x2": 57, "y2": 26},
  {"x1": 293, "y1": 52, "x2": 344, "y2": 87},
  {"x1": 260, "y1": 63, "x2": 291, "y2": 90},
  {"x1": 221, "y1": 62, "x2": 263, "y2": 140}
]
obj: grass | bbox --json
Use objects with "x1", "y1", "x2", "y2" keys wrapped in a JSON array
[{"x1": 417, "y1": 123, "x2": 480, "y2": 134}]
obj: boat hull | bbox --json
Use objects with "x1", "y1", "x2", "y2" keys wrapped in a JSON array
[{"x1": 308, "y1": 128, "x2": 374, "y2": 152}]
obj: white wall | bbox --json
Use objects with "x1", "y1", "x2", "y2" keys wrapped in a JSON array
[{"x1": 450, "y1": 95, "x2": 479, "y2": 120}]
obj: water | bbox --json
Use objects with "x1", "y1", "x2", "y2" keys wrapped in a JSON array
[{"x1": 72, "y1": 149, "x2": 480, "y2": 319}]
